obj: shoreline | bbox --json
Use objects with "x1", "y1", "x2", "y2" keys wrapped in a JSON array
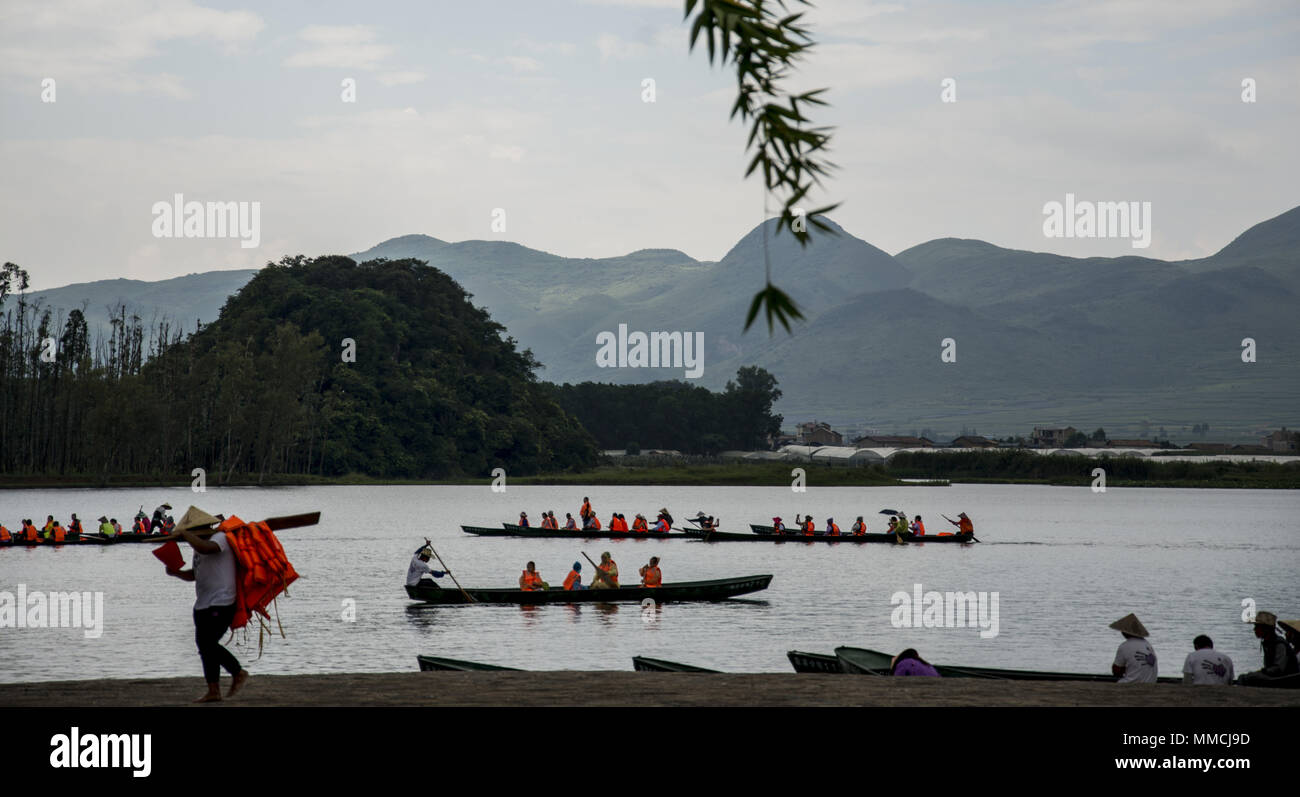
[{"x1": 1, "y1": 672, "x2": 1296, "y2": 707}]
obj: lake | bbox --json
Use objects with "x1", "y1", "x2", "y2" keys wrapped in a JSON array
[{"x1": 1, "y1": 483, "x2": 1296, "y2": 683}]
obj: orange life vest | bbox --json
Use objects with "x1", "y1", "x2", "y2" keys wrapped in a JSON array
[
  {"x1": 654, "y1": 519, "x2": 669, "y2": 532},
  {"x1": 632, "y1": 517, "x2": 648, "y2": 531},
  {"x1": 581, "y1": 501, "x2": 592, "y2": 519},
  {"x1": 852, "y1": 522, "x2": 865, "y2": 535},
  {"x1": 591, "y1": 517, "x2": 602, "y2": 530},
  {"x1": 563, "y1": 570, "x2": 581, "y2": 590},
  {"x1": 958, "y1": 518, "x2": 973, "y2": 534},
  {"x1": 803, "y1": 520, "x2": 814, "y2": 536},
  {"x1": 520, "y1": 570, "x2": 544, "y2": 591},
  {"x1": 829, "y1": 523, "x2": 840, "y2": 536},
  {"x1": 24, "y1": 523, "x2": 38, "y2": 542},
  {"x1": 215, "y1": 515, "x2": 300, "y2": 632},
  {"x1": 914, "y1": 521, "x2": 926, "y2": 536},
  {"x1": 70, "y1": 519, "x2": 82, "y2": 533},
  {"x1": 596, "y1": 561, "x2": 618, "y2": 587},
  {"x1": 134, "y1": 518, "x2": 148, "y2": 534},
  {"x1": 52, "y1": 525, "x2": 66, "y2": 543},
  {"x1": 0, "y1": 526, "x2": 10, "y2": 542},
  {"x1": 642, "y1": 565, "x2": 662, "y2": 587}
]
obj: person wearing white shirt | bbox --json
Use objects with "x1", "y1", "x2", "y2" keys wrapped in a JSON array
[
  {"x1": 407, "y1": 545, "x2": 447, "y2": 587},
  {"x1": 1109, "y1": 612, "x2": 1158, "y2": 684},
  {"x1": 1182, "y1": 635, "x2": 1234, "y2": 685}
]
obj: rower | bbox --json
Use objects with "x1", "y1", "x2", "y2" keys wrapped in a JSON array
[
  {"x1": 406, "y1": 545, "x2": 448, "y2": 589},
  {"x1": 518, "y1": 512, "x2": 530, "y2": 528},
  {"x1": 1239, "y1": 611, "x2": 1299, "y2": 686},
  {"x1": 912, "y1": 515, "x2": 926, "y2": 536},
  {"x1": 658, "y1": 508, "x2": 674, "y2": 527},
  {"x1": 803, "y1": 514, "x2": 815, "y2": 536},
  {"x1": 98, "y1": 516, "x2": 115, "y2": 537},
  {"x1": 851, "y1": 516, "x2": 866, "y2": 535},
  {"x1": 652, "y1": 515, "x2": 671, "y2": 533},
  {"x1": 632, "y1": 513, "x2": 648, "y2": 532},
  {"x1": 591, "y1": 552, "x2": 619, "y2": 589},
  {"x1": 69, "y1": 513, "x2": 83, "y2": 536},
  {"x1": 563, "y1": 562, "x2": 585, "y2": 590},
  {"x1": 151, "y1": 503, "x2": 173, "y2": 532},
  {"x1": 772, "y1": 517, "x2": 785, "y2": 534},
  {"x1": 1109, "y1": 613, "x2": 1158, "y2": 683},
  {"x1": 563, "y1": 513, "x2": 577, "y2": 530},
  {"x1": 947, "y1": 512, "x2": 974, "y2": 535},
  {"x1": 825, "y1": 518, "x2": 840, "y2": 536},
  {"x1": 639, "y1": 556, "x2": 663, "y2": 588},
  {"x1": 519, "y1": 561, "x2": 546, "y2": 591}
]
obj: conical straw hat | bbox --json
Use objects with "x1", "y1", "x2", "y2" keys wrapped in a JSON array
[
  {"x1": 1108, "y1": 613, "x2": 1149, "y2": 638},
  {"x1": 1249, "y1": 610, "x2": 1277, "y2": 627},
  {"x1": 174, "y1": 506, "x2": 221, "y2": 534}
]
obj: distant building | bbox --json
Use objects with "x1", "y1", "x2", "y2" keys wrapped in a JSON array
[
  {"x1": 1031, "y1": 427, "x2": 1077, "y2": 447},
  {"x1": 796, "y1": 421, "x2": 843, "y2": 446},
  {"x1": 1264, "y1": 428, "x2": 1298, "y2": 452},
  {"x1": 950, "y1": 435, "x2": 997, "y2": 448},
  {"x1": 853, "y1": 434, "x2": 934, "y2": 448}
]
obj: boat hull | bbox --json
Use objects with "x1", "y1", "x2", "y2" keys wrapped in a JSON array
[
  {"x1": 406, "y1": 575, "x2": 772, "y2": 604},
  {"x1": 787, "y1": 650, "x2": 842, "y2": 673},
  {"x1": 835, "y1": 646, "x2": 1179, "y2": 683},
  {"x1": 416, "y1": 655, "x2": 520, "y2": 672},
  {"x1": 632, "y1": 656, "x2": 720, "y2": 673},
  {"x1": 721, "y1": 526, "x2": 975, "y2": 543},
  {"x1": 462, "y1": 524, "x2": 690, "y2": 540}
]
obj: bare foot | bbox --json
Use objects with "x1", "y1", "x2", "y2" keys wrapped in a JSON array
[
  {"x1": 227, "y1": 669, "x2": 250, "y2": 698},
  {"x1": 194, "y1": 691, "x2": 222, "y2": 703}
]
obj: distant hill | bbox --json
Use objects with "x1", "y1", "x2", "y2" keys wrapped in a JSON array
[{"x1": 12, "y1": 206, "x2": 1297, "y2": 439}]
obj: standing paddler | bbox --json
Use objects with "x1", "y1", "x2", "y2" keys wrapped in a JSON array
[{"x1": 164, "y1": 506, "x2": 249, "y2": 703}]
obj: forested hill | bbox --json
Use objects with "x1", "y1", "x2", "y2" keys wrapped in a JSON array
[{"x1": 0, "y1": 256, "x2": 598, "y2": 480}]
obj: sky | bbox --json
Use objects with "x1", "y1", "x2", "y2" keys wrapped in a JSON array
[{"x1": 1, "y1": 0, "x2": 1297, "y2": 290}]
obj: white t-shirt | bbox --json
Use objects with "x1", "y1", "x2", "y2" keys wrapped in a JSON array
[
  {"x1": 1183, "y1": 648, "x2": 1234, "y2": 685},
  {"x1": 1113, "y1": 637, "x2": 1159, "y2": 683},
  {"x1": 406, "y1": 555, "x2": 440, "y2": 587},
  {"x1": 193, "y1": 531, "x2": 238, "y2": 610}
]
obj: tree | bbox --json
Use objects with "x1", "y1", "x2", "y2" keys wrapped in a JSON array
[
  {"x1": 1090, "y1": 428, "x2": 1107, "y2": 442},
  {"x1": 1064, "y1": 431, "x2": 1088, "y2": 447},
  {"x1": 686, "y1": 0, "x2": 839, "y2": 333}
]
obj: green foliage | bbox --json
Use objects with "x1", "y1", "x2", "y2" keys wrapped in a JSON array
[
  {"x1": 550, "y1": 366, "x2": 783, "y2": 454},
  {"x1": 685, "y1": 0, "x2": 839, "y2": 333},
  {"x1": 0, "y1": 257, "x2": 598, "y2": 481}
]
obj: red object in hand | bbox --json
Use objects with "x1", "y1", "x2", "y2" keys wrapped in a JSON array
[{"x1": 152, "y1": 539, "x2": 185, "y2": 570}]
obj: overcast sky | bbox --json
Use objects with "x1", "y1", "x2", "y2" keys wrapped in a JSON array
[{"x1": 2, "y1": 0, "x2": 1297, "y2": 291}]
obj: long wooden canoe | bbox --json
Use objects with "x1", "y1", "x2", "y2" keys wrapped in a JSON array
[
  {"x1": 416, "y1": 655, "x2": 521, "y2": 672},
  {"x1": 460, "y1": 523, "x2": 691, "y2": 540},
  {"x1": 1, "y1": 533, "x2": 110, "y2": 547},
  {"x1": 632, "y1": 656, "x2": 721, "y2": 673},
  {"x1": 787, "y1": 650, "x2": 842, "y2": 674},
  {"x1": 406, "y1": 574, "x2": 772, "y2": 605},
  {"x1": 705, "y1": 525, "x2": 976, "y2": 544},
  {"x1": 835, "y1": 646, "x2": 1180, "y2": 683}
]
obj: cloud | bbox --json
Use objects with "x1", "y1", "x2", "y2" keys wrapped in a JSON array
[
  {"x1": 285, "y1": 25, "x2": 394, "y2": 70},
  {"x1": 597, "y1": 33, "x2": 650, "y2": 61},
  {"x1": 503, "y1": 56, "x2": 543, "y2": 73},
  {"x1": 0, "y1": 0, "x2": 263, "y2": 97},
  {"x1": 378, "y1": 71, "x2": 427, "y2": 86},
  {"x1": 489, "y1": 145, "x2": 526, "y2": 162}
]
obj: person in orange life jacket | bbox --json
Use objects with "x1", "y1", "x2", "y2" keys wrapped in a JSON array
[
  {"x1": 826, "y1": 518, "x2": 840, "y2": 536},
  {"x1": 607, "y1": 513, "x2": 621, "y2": 531},
  {"x1": 911, "y1": 515, "x2": 926, "y2": 536},
  {"x1": 851, "y1": 516, "x2": 866, "y2": 535},
  {"x1": 52, "y1": 522, "x2": 66, "y2": 543},
  {"x1": 947, "y1": 512, "x2": 974, "y2": 535},
  {"x1": 162, "y1": 515, "x2": 176, "y2": 534},
  {"x1": 772, "y1": 517, "x2": 786, "y2": 534},
  {"x1": 133, "y1": 512, "x2": 149, "y2": 534},
  {"x1": 653, "y1": 515, "x2": 671, "y2": 533},
  {"x1": 165, "y1": 506, "x2": 249, "y2": 703},
  {"x1": 519, "y1": 561, "x2": 547, "y2": 591},
  {"x1": 68, "y1": 514, "x2": 82, "y2": 535},
  {"x1": 111, "y1": 518, "x2": 122, "y2": 534},
  {"x1": 23, "y1": 519, "x2": 39, "y2": 541},
  {"x1": 658, "y1": 508, "x2": 674, "y2": 527},
  {"x1": 632, "y1": 513, "x2": 649, "y2": 532},
  {"x1": 151, "y1": 502, "x2": 172, "y2": 532},
  {"x1": 580, "y1": 497, "x2": 592, "y2": 521},
  {"x1": 563, "y1": 562, "x2": 585, "y2": 590},
  {"x1": 591, "y1": 552, "x2": 619, "y2": 589},
  {"x1": 803, "y1": 515, "x2": 815, "y2": 535},
  {"x1": 564, "y1": 513, "x2": 577, "y2": 530},
  {"x1": 407, "y1": 546, "x2": 447, "y2": 588},
  {"x1": 0, "y1": 523, "x2": 10, "y2": 542},
  {"x1": 518, "y1": 512, "x2": 530, "y2": 528},
  {"x1": 639, "y1": 556, "x2": 663, "y2": 587},
  {"x1": 588, "y1": 514, "x2": 602, "y2": 531}
]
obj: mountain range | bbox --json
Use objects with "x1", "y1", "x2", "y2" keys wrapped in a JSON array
[{"x1": 11, "y1": 205, "x2": 1298, "y2": 439}]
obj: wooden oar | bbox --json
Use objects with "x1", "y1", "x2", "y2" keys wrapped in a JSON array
[
  {"x1": 426, "y1": 537, "x2": 476, "y2": 603},
  {"x1": 152, "y1": 511, "x2": 321, "y2": 542}
]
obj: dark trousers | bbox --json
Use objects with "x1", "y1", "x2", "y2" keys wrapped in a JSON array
[{"x1": 193, "y1": 604, "x2": 241, "y2": 684}]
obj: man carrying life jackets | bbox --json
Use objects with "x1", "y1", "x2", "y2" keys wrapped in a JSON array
[
  {"x1": 591, "y1": 552, "x2": 619, "y2": 589},
  {"x1": 851, "y1": 516, "x2": 866, "y2": 535},
  {"x1": 98, "y1": 516, "x2": 115, "y2": 537},
  {"x1": 564, "y1": 513, "x2": 577, "y2": 530},
  {"x1": 911, "y1": 515, "x2": 926, "y2": 536},
  {"x1": 563, "y1": 562, "x2": 585, "y2": 590},
  {"x1": 632, "y1": 513, "x2": 648, "y2": 532},
  {"x1": 947, "y1": 512, "x2": 974, "y2": 536},
  {"x1": 519, "y1": 561, "x2": 547, "y2": 591},
  {"x1": 518, "y1": 512, "x2": 530, "y2": 528},
  {"x1": 639, "y1": 556, "x2": 663, "y2": 588},
  {"x1": 407, "y1": 545, "x2": 448, "y2": 588},
  {"x1": 826, "y1": 518, "x2": 840, "y2": 536}
]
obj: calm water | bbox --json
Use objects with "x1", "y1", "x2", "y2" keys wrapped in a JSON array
[{"x1": 0, "y1": 484, "x2": 1297, "y2": 683}]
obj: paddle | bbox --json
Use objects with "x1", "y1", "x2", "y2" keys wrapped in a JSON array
[
  {"x1": 151, "y1": 511, "x2": 322, "y2": 542},
  {"x1": 425, "y1": 537, "x2": 476, "y2": 603}
]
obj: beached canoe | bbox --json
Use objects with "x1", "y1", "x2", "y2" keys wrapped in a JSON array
[
  {"x1": 632, "y1": 656, "x2": 721, "y2": 673},
  {"x1": 787, "y1": 650, "x2": 842, "y2": 674},
  {"x1": 416, "y1": 655, "x2": 521, "y2": 672},
  {"x1": 705, "y1": 525, "x2": 976, "y2": 544},
  {"x1": 406, "y1": 574, "x2": 772, "y2": 605},
  {"x1": 462, "y1": 524, "x2": 691, "y2": 540},
  {"x1": 835, "y1": 646, "x2": 1180, "y2": 683}
]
